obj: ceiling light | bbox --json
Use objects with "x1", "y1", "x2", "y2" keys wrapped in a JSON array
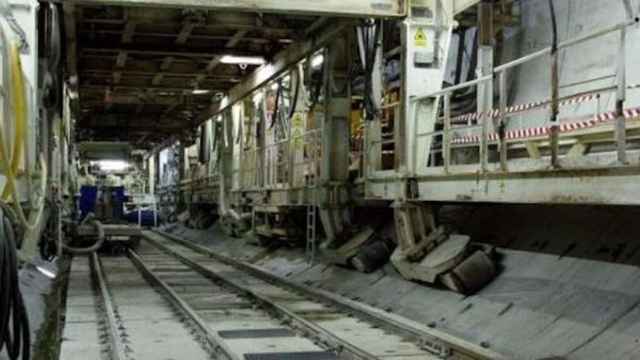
[
  {"x1": 92, "y1": 160, "x2": 130, "y2": 172},
  {"x1": 311, "y1": 54, "x2": 324, "y2": 68},
  {"x1": 192, "y1": 89, "x2": 211, "y2": 95},
  {"x1": 220, "y1": 55, "x2": 266, "y2": 65},
  {"x1": 253, "y1": 92, "x2": 263, "y2": 105}
]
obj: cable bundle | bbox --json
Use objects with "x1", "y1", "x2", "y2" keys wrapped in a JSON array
[{"x1": 0, "y1": 206, "x2": 30, "y2": 360}]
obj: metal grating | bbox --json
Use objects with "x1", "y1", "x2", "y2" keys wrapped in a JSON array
[
  {"x1": 218, "y1": 328, "x2": 294, "y2": 339},
  {"x1": 244, "y1": 352, "x2": 338, "y2": 360}
]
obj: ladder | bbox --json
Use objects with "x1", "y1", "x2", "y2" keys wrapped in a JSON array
[
  {"x1": 305, "y1": 200, "x2": 317, "y2": 264},
  {"x1": 305, "y1": 133, "x2": 319, "y2": 265}
]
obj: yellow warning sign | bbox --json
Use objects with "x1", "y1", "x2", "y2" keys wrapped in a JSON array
[
  {"x1": 414, "y1": 28, "x2": 427, "y2": 47},
  {"x1": 291, "y1": 113, "x2": 304, "y2": 149}
]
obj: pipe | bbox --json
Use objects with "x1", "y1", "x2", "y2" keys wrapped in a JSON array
[
  {"x1": 287, "y1": 65, "x2": 302, "y2": 122},
  {"x1": 1, "y1": 31, "x2": 26, "y2": 201},
  {"x1": 548, "y1": 0, "x2": 560, "y2": 167},
  {"x1": 62, "y1": 219, "x2": 105, "y2": 255},
  {"x1": 0, "y1": 26, "x2": 48, "y2": 232},
  {"x1": 217, "y1": 172, "x2": 249, "y2": 223}
]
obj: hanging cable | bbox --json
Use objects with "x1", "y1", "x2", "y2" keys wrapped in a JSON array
[
  {"x1": 548, "y1": 0, "x2": 560, "y2": 166},
  {"x1": 1, "y1": 35, "x2": 26, "y2": 201},
  {"x1": 0, "y1": 204, "x2": 31, "y2": 360},
  {"x1": 287, "y1": 65, "x2": 302, "y2": 122},
  {"x1": 359, "y1": 19, "x2": 382, "y2": 121},
  {"x1": 0, "y1": 21, "x2": 48, "y2": 233},
  {"x1": 269, "y1": 79, "x2": 283, "y2": 130}
]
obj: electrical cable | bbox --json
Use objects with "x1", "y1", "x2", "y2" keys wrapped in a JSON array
[
  {"x1": 1, "y1": 33, "x2": 26, "y2": 201},
  {"x1": 0, "y1": 205, "x2": 31, "y2": 360},
  {"x1": 61, "y1": 218, "x2": 105, "y2": 255},
  {"x1": 360, "y1": 19, "x2": 382, "y2": 121},
  {"x1": 269, "y1": 79, "x2": 283, "y2": 130},
  {"x1": 287, "y1": 65, "x2": 301, "y2": 122},
  {"x1": 0, "y1": 19, "x2": 48, "y2": 232}
]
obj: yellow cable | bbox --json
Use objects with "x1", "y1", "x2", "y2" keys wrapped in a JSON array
[
  {"x1": 0, "y1": 34, "x2": 46, "y2": 231},
  {"x1": 1, "y1": 43, "x2": 26, "y2": 200}
]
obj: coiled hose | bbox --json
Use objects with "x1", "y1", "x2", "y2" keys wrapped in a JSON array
[
  {"x1": 0, "y1": 205, "x2": 30, "y2": 360},
  {"x1": 61, "y1": 214, "x2": 105, "y2": 255}
]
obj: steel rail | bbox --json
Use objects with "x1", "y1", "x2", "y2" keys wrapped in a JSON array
[
  {"x1": 148, "y1": 229, "x2": 506, "y2": 360},
  {"x1": 126, "y1": 249, "x2": 238, "y2": 360},
  {"x1": 142, "y1": 234, "x2": 378, "y2": 360},
  {"x1": 90, "y1": 253, "x2": 128, "y2": 360}
]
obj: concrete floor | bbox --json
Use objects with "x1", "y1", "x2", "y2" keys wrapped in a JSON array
[
  {"x1": 0, "y1": 259, "x2": 60, "y2": 360},
  {"x1": 163, "y1": 204, "x2": 640, "y2": 360}
]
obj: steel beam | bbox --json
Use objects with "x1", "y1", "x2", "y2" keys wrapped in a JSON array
[
  {"x1": 199, "y1": 19, "x2": 354, "y2": 122},
  {"x1": 67, "y1": 0, "x2": 405, "y2": 18},
  {"x1": 80, "y1": 46, "x2": 262, "y2": 59},
  {"x1": 453, "y1": 0, "x2": 481, "y2": 15},
  {"x1": 63, "y1": 3, "x2": 78, "y2": 79}
]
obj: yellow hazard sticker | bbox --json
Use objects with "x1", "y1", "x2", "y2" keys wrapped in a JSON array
[
  {"x1": 414, "y1": 28, "x2": 427, "y2": 47},
  {"x1": 291, "y1": 113, "x2": 304, "y2": 148}
]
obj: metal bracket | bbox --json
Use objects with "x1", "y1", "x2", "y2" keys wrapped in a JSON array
[
  {"x1": 406, "y1": 177, "x2": 419, "y2": 200},
  {"x1": 420, "y1": 337, "x2": 452, "y2": 358}
]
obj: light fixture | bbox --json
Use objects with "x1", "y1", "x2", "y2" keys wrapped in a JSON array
[
  {"x1": 311, "y1": 54, "x2": 324, "y2": 68},
  {"x1": 192, "y1": 89, "x2": 211, "y2": 95},
  {"x1": 36, "y1": 266, "x2": 56, "y2": 279},
  {"x1": 253, "y1": 92, "x2": 263, "y2": 105},
  {"x1": 219, "y1": 55, "x2": 266, "y2": 65},
  {"x1": 92, "y1": 160, "x2": 130, "y2": 172}
]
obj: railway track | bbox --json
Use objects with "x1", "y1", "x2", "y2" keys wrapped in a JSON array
[
  {"x1": 141, "y1": 230, "x2": 506, "y2": 360},
  {"x1": 60, "y1": 253, "x2": 214, "y2": 360},
  {"x1": 61, "y1": 231, "x2": 505, "y2": 360}
]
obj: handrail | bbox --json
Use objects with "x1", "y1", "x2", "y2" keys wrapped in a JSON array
[
  {"x1": 411, "y1": 18, "x2": 639, "y2": 103},
  {"x1": 405, "y1": 13, "x2": 640, "y2": 175}
]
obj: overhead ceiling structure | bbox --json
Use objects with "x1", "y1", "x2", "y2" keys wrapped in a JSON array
[
  {"x1": 64, "y1": 0, "x2": 405, "y2": 149},
  {"x1": 63, "y1": 4, "x2": 319, "y2": 148}
]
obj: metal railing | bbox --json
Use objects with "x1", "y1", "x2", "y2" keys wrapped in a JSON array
[
  {"x1": 234, "y1": 128, "x2": 321, "y2": 192},
  {"x1": 410, "y1": 16, "x2": 639, "y2": 174}
]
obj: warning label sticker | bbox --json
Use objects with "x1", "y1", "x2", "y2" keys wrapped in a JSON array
[
  {"x1": 291, "y1": 113, "x2": 304, "y2": 149},
  {"x1": 414, "y1": 28, "x2": 427, "y2": 47}
]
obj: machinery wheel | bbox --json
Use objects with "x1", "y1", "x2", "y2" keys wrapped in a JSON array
[
  {"x1": 256, "y1": 235, "x2": 272, "y2": 247},
  {"x1": 440, "y1": 250, "x2": 496, "y2": 295},
  {"x1": 350, "y1": 239, "x2": 393, "y2": 273}
]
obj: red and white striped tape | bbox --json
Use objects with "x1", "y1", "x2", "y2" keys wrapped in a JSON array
[
  {"x1": 451, "y1": 107, "x2": 640, "y2": 145},
  {"x1": 447, "y1": 83, "x2": 640, "y2": 125}
]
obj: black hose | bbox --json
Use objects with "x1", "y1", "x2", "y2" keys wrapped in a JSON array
[
  {"x1": 287, "y1": 66, "x2": 301, "y2": 122},
  {"x1": 548, "y1": 0, "x2": 559, "y2": 122},
  {"x1": 0, "y1": 207, "x2": 30, "y2": 360},
  {"x1": 269, "y1": 79, "x2": 283, "y2": 130},
  {"x1": 548, "y1": 0, "x2": 558, "y2": 54},
  {"x1": 363, "y1": 19, "x2": 382, "y2": 121},
  {"x1": 62, "y1": 219, "x2": 105, "y2": 255}
]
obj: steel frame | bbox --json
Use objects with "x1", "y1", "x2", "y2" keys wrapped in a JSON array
[
  {"x1": 65, "y1": 0, "x2": 406, "y2": 18},
  {"x1": 362, "y1": 9, "x2": 640, "y2": 206},
  {"x1": 159, "y1": 2, "x2": 640, "y2": 243}
]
